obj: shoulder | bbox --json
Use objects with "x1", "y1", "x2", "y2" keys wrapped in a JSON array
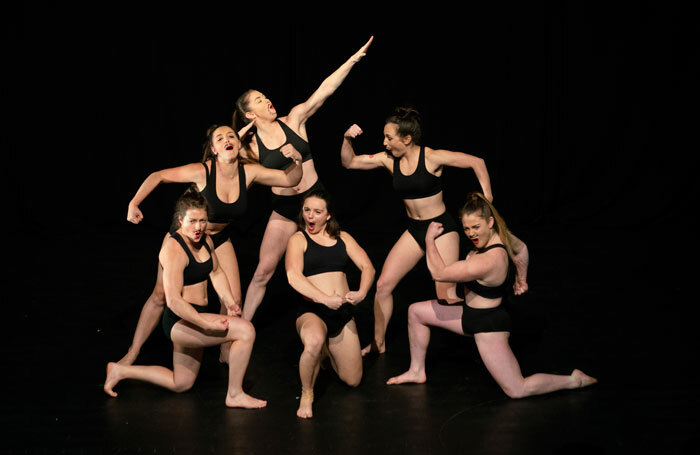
[
  {"x1": 288, "y1": 231, "x2": 307, "y2": 247},
  {"x1": 160, "y1": 236, "x2": 188, "y2": 266}
]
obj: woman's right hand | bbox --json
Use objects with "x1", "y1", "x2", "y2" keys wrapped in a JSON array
[
  {"x1": 323, "y1": 292, "x2": 345, "y2": 310},
  {"x1": 280, "y1": 144, "x2": 302, "y2": 163},
  {"x1": 207, "y1": 317, "x2": 229, "y2": 332},
  {"x1": 127, "y1": 203, "x2": 144, "y2": 224},
  {"x1": 426, "y1": 222, "x2": 444, "y2": 241},
  {"x1": 344, "y1": 124, "x2": 363, "y2": 140}
]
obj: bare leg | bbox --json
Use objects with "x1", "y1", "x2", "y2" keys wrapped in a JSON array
[
  {"x1": 214, "y1": 240, "x2": 242, "y2": 363},
  {"x1": 433, "y1": 232, "x2": 460, "y2": 301},
  {"x1": 118, "y1": 234, "x2": 170, "y2": 365},
  {"x1": 242, "y1": 212, "x2": 298, "y2": 321},
  {"x1": 295, "y1": 313, "x2": 328, "y2": 418},
  {"x1": 387, "y1": 300, "x2": 464, "y2": 385},
  {"x1": 327, "y1": 320, "x2": 363, "y2": 387},
  {"x1": 106, "y1": 314, "x2": 266, "y2": 408},
  {"x1": 474, "y1": 332, "x2": 597, "y2": 398},
  {"x1": 364, "y1": 231, "x2": 423, "y2": 355}
]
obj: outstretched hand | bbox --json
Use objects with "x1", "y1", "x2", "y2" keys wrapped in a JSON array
[
  {"x1": 344, "y1": 124, "x2": 363, "y2": 140},
  {"x1": 127, "y1": 204, "x2": 143, "y2": 224},
  {"x1": 350, "y1": 36, "x2": 373, "y2": 63}
]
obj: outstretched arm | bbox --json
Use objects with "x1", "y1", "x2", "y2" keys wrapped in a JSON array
[
  {"x1": 127, "y1": 163, "x2": 206, "y2": 224},
  {"x1": 429, "y1": 149, "x2": 493, "y2": 202},
  {"x1": 285, "y1": 233, "x2": 345, "y2": 309},
  {"x1": 288, "y1": 37, "x2": 373, "y2": 126},
  {"x1": 340, "y1": 124, "x2": 391, "y2": 170},
  {"x1": 340, "y1": 232, "x2": 375, "y2": 304},
  {"x1": 508, "y1": 231, "x2": 529, "y2": 295}
]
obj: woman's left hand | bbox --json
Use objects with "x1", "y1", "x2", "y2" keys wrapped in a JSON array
[
  {"x1": 227, "y1": 303, "x2": 242, "y2": 317},
  {"x1": 350, "y1": 36, "x2": 373, "y2": 63}
]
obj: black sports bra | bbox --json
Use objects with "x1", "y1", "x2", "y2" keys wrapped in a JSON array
[
  {"x1": 392, "y1": 146, "x2": 442, "y2": 200},
  {"x1": 255, "y1": 120, "x2": 312, "y2": 170},
  {"x1": 301, "y1": 230, "x2": 349, "y2": 277},
  {"x1": 170, "y1": 232, "x2": 213, "y2": 286},
  {"x1": 198, "y1": 160, "x2": 248, "y2": 224},
  {"x1": 464, "y1": 244, "x2": 513, "y2": 299}
]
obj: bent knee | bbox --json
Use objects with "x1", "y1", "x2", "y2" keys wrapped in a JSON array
[
  {"x1": 302, "y1": 336, "x2": 326, "y2": 356},
  {"x1": 375, "y1": 276, "x2": 396, "y2": 298},
  {"x1": 251, "y1": 264, "x2": 276, "y2": 285},
  {"x1": 173, "y1": 379, "x2": 196, "y2": 393},
  {"x1": 341, "y1": 371, "x2": 362, "y2": 388},
  {"x1": 502, "y1": 384, "x2": 527, "y2": 399},
  {"x1": 232, "y1": 319, "x2": 256, "y2": 343}
]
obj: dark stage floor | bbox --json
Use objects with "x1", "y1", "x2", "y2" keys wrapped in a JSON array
[{"x1": 10, "y1": 223, "x2": 698, "y2": 454}]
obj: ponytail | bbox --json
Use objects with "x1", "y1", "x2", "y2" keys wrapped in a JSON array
[{"x1": 459, "y1": 192, "x2": 513, "y2": 257}]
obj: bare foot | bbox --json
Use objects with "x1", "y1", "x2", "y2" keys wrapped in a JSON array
[
  {"x1": 296, "y1": 389, "x2": 314, "y2": 419},
  {"x1": 386, "y1": 369, "x2": 426, "y2": 385},
  {"x1": 117, "y1": 349, "x2": 138, "y2": 366},
  {"x1": 219, "y1": 342, "x2": 231, "y2": 364},
  {"x1": 104, "y1": 362, "x2": 122, "y2": 397},
  {"x1": 360, "y1": 339, "x2": 385, "y2": 357},
  {"x1": 571, "y1": 369, "x2": 598, "y2": 389},
  {"x1": 225, "y1": 392, "x2": 267, "y2": 409}
]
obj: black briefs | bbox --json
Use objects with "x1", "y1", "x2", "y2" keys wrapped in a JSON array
[
  {"x1": 162, "y1": 304, "x2": 209, "y2": 340},
  {"x1": 436, "y1": 299, "x2": 511, "y2": 335},
  {"x1": 270, "y1": 180, "x2": 325, "y2": 221},
  {"x1": 406, "y1": 211, "x2": 459, "y2": 251},
  {"x1": 296, "y1": 300, "x2": 355, "y2": 338}
]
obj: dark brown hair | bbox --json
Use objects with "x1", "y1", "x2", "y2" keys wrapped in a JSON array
[
  {"x1": 385, "y1": 106, "x2": 423, "y2": 145},
  {"x1": 173, "y1": 186, "x2": 208, "y2": 227},
  {"x1": 298, "y1": 188, "x2": 341, "y2": 239}
]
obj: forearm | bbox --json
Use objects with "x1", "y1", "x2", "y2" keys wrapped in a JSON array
[
  {"x1": 167, "y1": 297, "x2": 209, "y2": 328},
  {"x1": 511, "y1": 243, "x2": 529, "y2": 282},
  {"x1": 357, "y1": 265, "x2": 376, "y2": 297},
  {"x1": 472, "y1": 158, "x2": 493, "y2": 200},
  {"x1": 287, "y1": 271, "x2": 330, "y2": 304},
  {"x1": 130, "y1": 172, "x2": 163, "y2": 207},
  {"x1": 425, "y1": 238, "x2": 447, "y2": 281},
  {"x1": 210, "y1": 271, "x2": 239, "y2": 310},
  {"x1": 284, "y1": 161, "x2": 303, "y2": 186}
]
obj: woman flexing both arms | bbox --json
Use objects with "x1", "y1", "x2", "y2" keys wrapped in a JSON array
[
  {"x1": 233, "y1": 36, "x2": 373, "y2": 321},
  {"x1": 118, "y1": 124, "x2": 302, "y2": 365},
  {"x1": 341, "y1": 107, "x2": 492, "y2": 354},
  {"x1": 387, "y1": 193, "x2": 596, "y2": 398}
]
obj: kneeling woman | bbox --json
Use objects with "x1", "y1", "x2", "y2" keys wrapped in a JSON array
[
  {"x1": 387, "y1": 192, "x2": 596, "y2": 398},
  {"x1": 104, "y1": 190, "x2": 267, "y2": 408},
  {"x1": 285, "y1": 190, "x2": 375, "y2": 418}
]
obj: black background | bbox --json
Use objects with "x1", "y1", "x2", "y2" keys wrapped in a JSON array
[{"x1": 7, "y1": 2, "x2": 700, "y2": 451}]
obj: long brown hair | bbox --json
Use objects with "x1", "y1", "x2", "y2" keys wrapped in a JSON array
[
  {"x1": 200, "y1": 124, "x2": 255, "y2": 165},
  {"x1": 232, "y1": 89, "x2": 259, "y2": 162},
  {"x1": 298, "y1": 189, "x2": 341, "y2": 239},
  {"x1": 459, "y1": 192, "x2": 513, "y2": 257}
]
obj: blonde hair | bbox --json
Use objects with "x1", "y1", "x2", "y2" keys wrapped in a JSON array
[{"x1": 459, "y1": 192, "x2": 513, "y2": 257}]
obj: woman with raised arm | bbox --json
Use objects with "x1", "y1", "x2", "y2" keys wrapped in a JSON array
[
  {"x1": 387, "y1": 192, "x2": 597, "y2": 398},
  {"x1": 341, "y1": 107, "x2": 493, "y2": 354},
  {"x1": 285, "y1": 189, "x2": 375, "y2": 418},
  {"x1": 104, "y1": 190, "x2": 267, "y2": 408},
  {"x1": 117, "y1": 124, "x2": 302, "y2": 365},
  {"x1": 233, "y1": 36, "x2": 373, "y2": 321}
]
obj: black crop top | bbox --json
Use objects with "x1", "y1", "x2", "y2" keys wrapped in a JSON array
[
  {"x1": 464, "y1": 244, "x2": 513, "y2": 299},
  {"x1": 199, "y1": 160, "x2": 248, "y2": 224},
  {"x1": 301, "y1": 230, "x2": 349, "y2": 277},
  {"x1": 255, "y1": 120, "x2": 313, "y2": 170},
  {"x1": 392, "y1": 146, "x2": 442, "y2": 200},
  {"x1": 170, "y1": 232, "x2": 213, "y2": 286}
]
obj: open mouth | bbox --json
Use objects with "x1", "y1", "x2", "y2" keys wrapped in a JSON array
[
  {"x1": 307, "y1": 221, "x2": 316, "y2": 232},
  {"x1": 194, "y1": 230, "x2": 202, "y2": 240},
  {"x1": 471, "y1": 237, "x2": 479, "y2": 245},
  {"x1": 225, "y1": 144, "x2": 234, "y2": 151}
]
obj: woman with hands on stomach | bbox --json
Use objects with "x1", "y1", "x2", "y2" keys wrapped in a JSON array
[
  {"x1": 105, "y1": 189, "x2": 267, "y2": 408},
  {"x1": 285, "y1": 189, "x2": 375, "y2": 418}
]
